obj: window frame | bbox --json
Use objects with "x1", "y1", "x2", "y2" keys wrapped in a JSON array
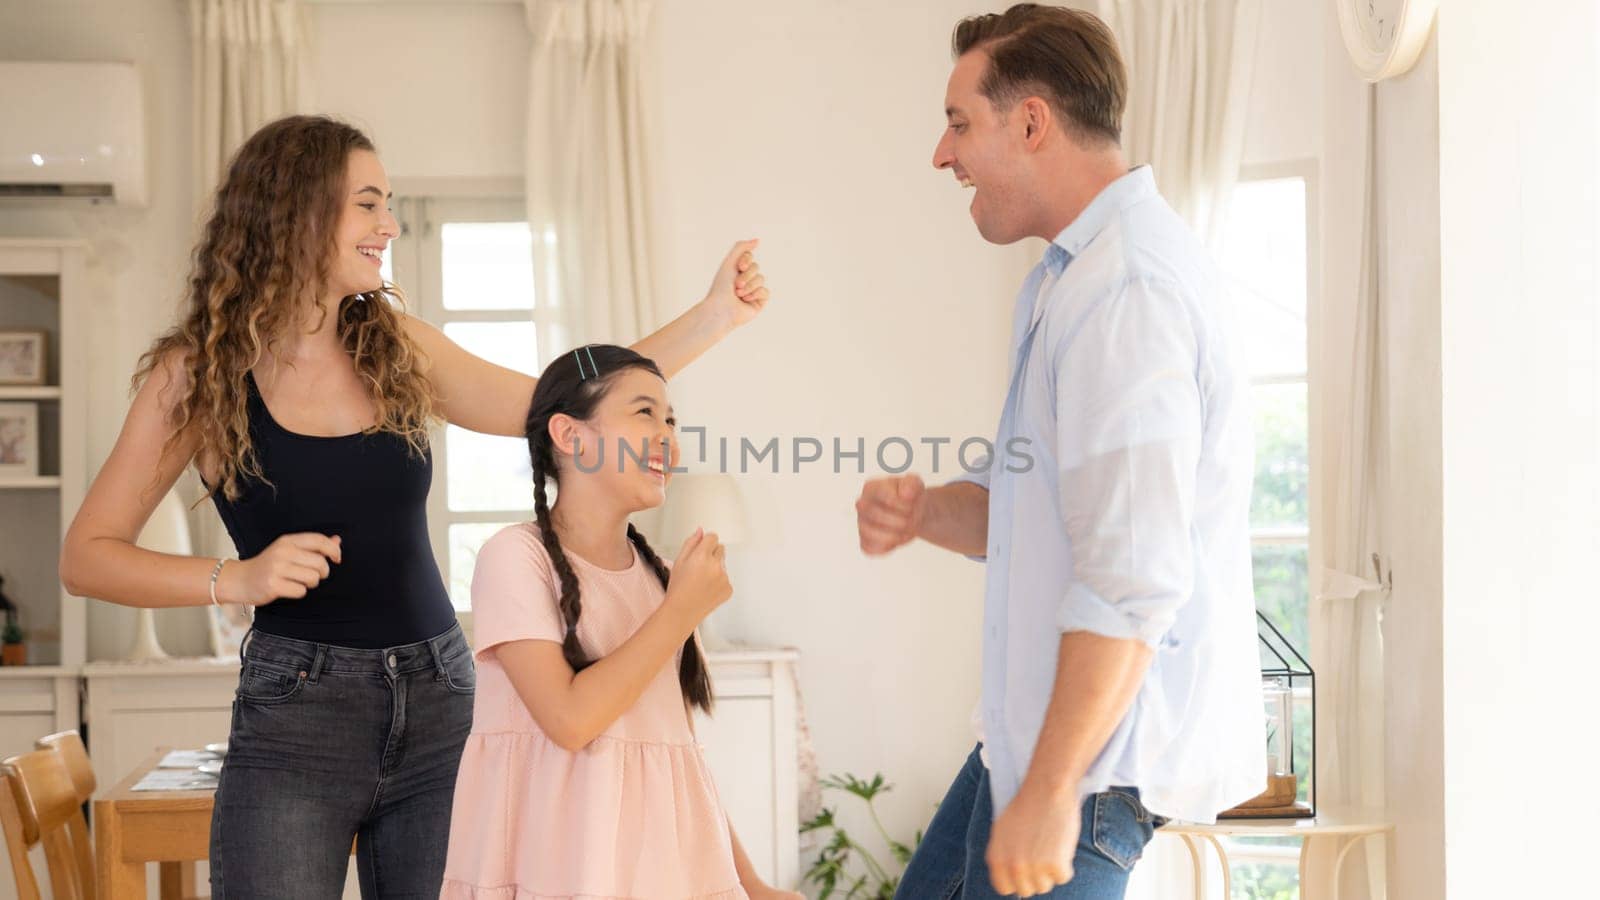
[
  {"x1": 1221, "y1": 161, "x2": 1323, "y2": 872},
  {"x1": 389, "y1": 188, "x2": 539, "y2": 622},
  {"x1": 1229, "y1": 160, "x2": 1321, "y2": 609}
]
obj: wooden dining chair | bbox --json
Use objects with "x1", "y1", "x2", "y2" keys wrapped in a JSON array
[
  {"x1": 37, "y1": 731, "x2": 97, "y2": 900},
  {"x1": 1, "y1": 758, "x2": 45, "y2": 900},
  {"x1": 1, "y1": 747, "x2": 86, "y2": 900}
]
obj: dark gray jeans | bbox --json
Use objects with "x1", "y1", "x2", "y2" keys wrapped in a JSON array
[{"x1": 209, "y1": 624, "x2": 475, "y2": 899}]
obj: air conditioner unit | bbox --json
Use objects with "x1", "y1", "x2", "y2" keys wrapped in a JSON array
[{"x1": 0, "y1": 62, "x2": 147, "y2": 206}]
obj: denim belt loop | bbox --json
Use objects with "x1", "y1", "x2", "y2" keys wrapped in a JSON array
[
  {"x1": 239, "y1": 629, "x2": 254, "y2": 664},
  {"x1": 425, "y1": 629, "x2": 448, "y2": 674},
  {"x1": 306, "y1": 643, "x2": 328, "y2": 683}
]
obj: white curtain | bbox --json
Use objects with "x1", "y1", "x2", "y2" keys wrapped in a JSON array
[
  {"x1": 1306, "y1": 77, "x2": 1389, "y2": 900},
  {"x1": 524, "y1": 0, "x2": 661, "y2": 362},
  {"x1": 1092, "y1": 0, "x2": 1262, "y2": 248},
  {"x1": 188, "y1": 0, "x2": 310, "y2": 198}
]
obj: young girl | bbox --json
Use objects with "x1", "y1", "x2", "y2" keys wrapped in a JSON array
[{"x1": 442, "y1": 345, "x2": 799, "y2": 899}]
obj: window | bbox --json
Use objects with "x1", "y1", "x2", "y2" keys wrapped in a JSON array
[
  {"x1": 1217, "y1": 166, "x2": 1316, "y2": 898},
  {"x1": 1221, "y1": 173, "x2": 1312, "y2": 655},
  {"x1": 389, "y1": 196, "x2": 540, "y2": 611}
]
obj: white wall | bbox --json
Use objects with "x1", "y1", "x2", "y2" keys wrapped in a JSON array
[
  {"x1": 1372, "y1": 33, "x2": 1448, "y2": 900},
  {"x1": 1435, "y1": 0, "x2": 1599, "y2": 895},
  {"x1": 308, "y1": 1, "x2": 528, "y2": 179}
]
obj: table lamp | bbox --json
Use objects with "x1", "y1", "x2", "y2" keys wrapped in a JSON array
[
  {"x1": 655, "y1": 474, "x2": 747, "y2": 649},
  {"x1": 124, "y1": 488, "x2": 193, "y2": 661}
]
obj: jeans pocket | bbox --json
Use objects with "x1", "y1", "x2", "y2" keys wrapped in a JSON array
[
  {"x1": 437, "y1": 649, "x2": 477, "y2": 695},
  {"x1": 236, "y1": 661, "x2": 306, "y2": 705},
  {"x1": 1090, "y1": 790, "x2": 1157, "y2": 872}
]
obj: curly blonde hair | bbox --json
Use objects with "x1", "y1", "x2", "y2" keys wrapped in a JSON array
[{"x1": 135, "y1": 115, "x2": 435, "y2": 500}]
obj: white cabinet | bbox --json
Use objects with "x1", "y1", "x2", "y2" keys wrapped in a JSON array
[
  {"x1": 698, "y1": 648, "x2": 802, "y2": 890},
  {"x1": 0, "y1": 667, "x2": 77, "y2": 758},
  {"x1": 82, "y1": 660, "x2": 238, "y2": 796}
]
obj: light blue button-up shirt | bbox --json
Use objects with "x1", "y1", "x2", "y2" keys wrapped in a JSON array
[{"x1": 961, "y1": 167, "x2": 1265, "y2": 824}]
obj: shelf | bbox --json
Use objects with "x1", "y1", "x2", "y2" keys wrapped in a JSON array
[
  {"x1": 0, "y1": 476, "x2": 61, "y2": 490},
  {"x1": 707, "y1": 646, "x2": 801, "y2": 663},
  {"x1": 0, "y1": 385, "x2": 62, "y2": 401},
  {"x1": 82, "y1": 657, "x2": 240, "y2": 677},
  {"x1": 0, "y1": 664, "x2": 77, "y2": 679},
  {"x1": 0, "y1": 241, "x2": 85, "y2": 680}
]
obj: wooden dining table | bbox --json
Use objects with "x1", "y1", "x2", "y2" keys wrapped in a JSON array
[
  {"x1": 93, "y1": 747, "x2": 211, "y2": 900},
  {"x1": 94, "y1": 747, "x2": 358, "y2": 899}
]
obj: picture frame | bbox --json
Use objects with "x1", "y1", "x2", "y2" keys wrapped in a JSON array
[
  {"x1": 0, "y1": 402, "x2": 39, "y2": 478},
  {"x1": 0, "y1": 330, "x2": 48, "y2": 386}
]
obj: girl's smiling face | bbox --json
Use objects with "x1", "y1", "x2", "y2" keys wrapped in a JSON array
[{"x1": 560, "y1": 367, "x2": 680, "y2": 512}]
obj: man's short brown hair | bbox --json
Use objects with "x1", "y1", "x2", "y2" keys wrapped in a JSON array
[{"x1": 952, "y1": 4, "x2": 1126, "y2": 146}]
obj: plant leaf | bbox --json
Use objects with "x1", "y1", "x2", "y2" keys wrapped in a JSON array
[
  {"x1": 800, "y1": 807, "x2": 837, "y2": 832},
  {"x1": 803, "y1": 771, "x2": 922, "y2": 900}
]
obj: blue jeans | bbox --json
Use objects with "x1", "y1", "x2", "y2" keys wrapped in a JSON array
[
  {"x1": 896, "y1": 745, "x2": 1165, "y2": 899},
  {"x1": 209, "y1": 624, "x2": 476, "y2": 899}
]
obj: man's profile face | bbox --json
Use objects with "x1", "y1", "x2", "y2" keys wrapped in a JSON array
[{"x1": 933, "y1": 50, "x2": 1031, "y2": 245}]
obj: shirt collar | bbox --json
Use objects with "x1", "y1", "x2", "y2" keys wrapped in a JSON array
[
  {"x1": 1042, "y1": 242, "x2": 1072, "y2": 279},
  {"x1": 1027, "y1": 165, "x2": 1158, "y2": 326},
  {"x1": 1049, "y1": 164, "x2": 1152, "y2": 257}
]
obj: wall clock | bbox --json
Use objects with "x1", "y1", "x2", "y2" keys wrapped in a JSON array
[{"x1": 1336, "y1": 0, "x2": 1440, "y2": 82}]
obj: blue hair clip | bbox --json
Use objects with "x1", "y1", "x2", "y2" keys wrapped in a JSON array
[{"x1": 574, "y1": 346, "x2": 599, "y2": 380}]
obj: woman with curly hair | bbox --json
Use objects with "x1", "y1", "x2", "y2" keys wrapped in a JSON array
[{"x1": 59, "y1": 115, "x2": 771, "y2": 899}]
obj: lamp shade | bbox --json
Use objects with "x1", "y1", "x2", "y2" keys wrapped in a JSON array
[
  {"x1": 657, "y1": 474, "x2": 747, "y2": 550},
  {"x1": 123, "y1": 488, "x2": 193, "y2": 662},
  {"x1": 138, "y1": 489, "x2": 194, "y2": 556}
]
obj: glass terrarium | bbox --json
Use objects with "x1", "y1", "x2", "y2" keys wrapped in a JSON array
[
  {"x1": 1262, "y1": 678, "x2": 1293, "y2": 777},
  {"x1": 1222, "y1": 610, "x2": 1316, "y2": 818}
]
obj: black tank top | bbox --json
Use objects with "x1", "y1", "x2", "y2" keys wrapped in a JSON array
[{"x1": 209, "y1": 373, "x2": 456, "y2": 648}]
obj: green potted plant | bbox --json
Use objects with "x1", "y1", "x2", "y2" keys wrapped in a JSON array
[
  {"x1": 801, "y1": 773, "x2": 923, "y2": 899},
  {"x1": 0, "y1": 574, "x2": 24, "y2": 666}
]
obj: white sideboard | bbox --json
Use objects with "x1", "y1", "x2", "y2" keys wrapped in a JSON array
[
  {"x1": 696, "y1": 648, "x2": 802, "y2": 889},
  {"x1": 0, "y1": 667, "x2": 78, "y2": 758},
  {"x1": 81, "y1": 659, "x2": 240, "y2": 799}
]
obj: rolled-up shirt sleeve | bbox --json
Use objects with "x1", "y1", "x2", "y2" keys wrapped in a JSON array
[
  {"x1": 1052, "y1": 277, "x2": 1201, "y2": 647},
  {"x1": 948, "y1": 442, "x2": 993, "y2": 493}
]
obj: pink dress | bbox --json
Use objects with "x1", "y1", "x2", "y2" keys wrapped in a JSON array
[{"x1": 441, "y1": 523, "x2": 747, "y2": 900}]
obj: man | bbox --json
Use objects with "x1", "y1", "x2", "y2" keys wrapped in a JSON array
[{"x1": 855, "y1": 5, "x2": 1263, "y2": 897}]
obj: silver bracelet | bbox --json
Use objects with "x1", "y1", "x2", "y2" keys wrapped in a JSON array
[{"x1": 209, "y1": 558, "x2": 232, "y2": 607}]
